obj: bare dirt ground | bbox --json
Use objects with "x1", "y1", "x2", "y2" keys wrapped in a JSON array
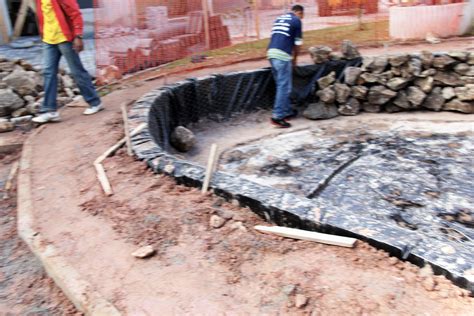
[{"x1": 2, "y1": 37, "x2": 473, "y2": 314}]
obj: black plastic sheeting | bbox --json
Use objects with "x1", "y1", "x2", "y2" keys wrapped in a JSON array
[{"x1": 148, "y1": 59, "x2": 362, "y2": 151}]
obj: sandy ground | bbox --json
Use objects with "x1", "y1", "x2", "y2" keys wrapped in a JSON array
[{"x1": 1, "y1": 37, "x2": 473, "y2": 313}]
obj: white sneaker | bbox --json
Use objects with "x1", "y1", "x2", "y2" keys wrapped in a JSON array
[
  {"x1": 32, "y1": 112, "x2": 61, "y2": 124},
  {"x1": 83, "y1": 103, "x2": 104, "y2": 115}
]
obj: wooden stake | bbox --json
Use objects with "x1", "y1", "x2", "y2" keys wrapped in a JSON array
[
  {"x1": 201, "y1": 143, "x2": 218, "y2": 194},
  {"x1": 253, "y1": 0, "x2": 261, "y2": 40},
  {"x1": 4, "y1": 161, "x2": 19, "y2": 193},
  {"x1": 0, "y1": 0, "x2": 11, "y2": 44},
  {"x1": 255, "y1": 225, "x2": 357, "y2": 248},
  {"x1": 94, "y1": 162, "x2": 113, "y2": 196},
  {"x1": 121, "y1": 103, "x2": 133, "y2": 156},
  {"x1": 201, "y1": 0, "x2": 211, "y2": 50},
  {"x1": 13, "y1": 0, "x2": 34, "y2": 38}
]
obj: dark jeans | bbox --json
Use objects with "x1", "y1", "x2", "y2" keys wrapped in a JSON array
[{"x1": 41, "y1": 41, "x2": 100, "y2": 113}]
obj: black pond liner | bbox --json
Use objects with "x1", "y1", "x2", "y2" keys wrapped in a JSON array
[{"x1": 127, "y1": 61, "x2": 473, "y2": 294}]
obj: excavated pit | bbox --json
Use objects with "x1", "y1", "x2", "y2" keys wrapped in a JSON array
[{"x1": 127, "y1": 62, "x2": 474, "y2": 293}]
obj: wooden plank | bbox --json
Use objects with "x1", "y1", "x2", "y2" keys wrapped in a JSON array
[
  {"x1": 254, "y1": 225, "x2": 357, "y2": 248},
  {"x1": 13, "y1": 0, "x2": 30, "y2": 38},
  {"x1": 201, "y1": 0, "x2": 210, "y2": 50},
  {"x1": 94, "y1": 162, "x2": 113, "y2": 196},
  {"x1": 201, "y1": 143, "x2": 217, "y2": 194},
  {"x1": 5, "y1": 161, "x2": 19, "y2": 192},
  {"x1": 121, "y1": 103, "x2": 133, "y2": 156}
]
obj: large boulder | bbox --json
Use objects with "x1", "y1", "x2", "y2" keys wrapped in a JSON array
[
  {"x1": 432, "y1": 55, "x2": 457, "y2": 69},
  {"x1": 338, "y1": 98, "x2": 360, "y2": 116},
  {"x1": 369, "y1": 56, "x2": 388, "y2": 74},
  {"x1": 341, "y1": 40, "x2": 360, "y2": 59},
  {"x1": 317, "y1": 86, "x2": 336, "y2": 103},
  {"x1": 0, "y1": 88, "x2": 24, "y2": 116},
  {"x1": 442, "y1": 87, "x2": 456, "y2": 100},
  {"x1": 351, "y1": 85, "x2": 368, "y2": 100},
  {"x1": 170, "y1": 126, "x2": 196, "y2": 152},
  {"x1": 454, "y1": 85, "x2": 474, "y2": 101},
  {"x1": 334, "y1": 83, "x2": 351, "y2": 103},
  {"x1": 443, "y1": 99, "x2": 474, "y2": 114},
  {"x1": 454, "y1": 63, "x2": 470, "y2": 76},
  {"x1": 406, "y1": 86, "x2": 427, "y2": 107},
  {"x1": 344, "y1": 67, "x2": 362, "y2": 85},
  {"x1": 317, "y1": 71, "x2": 336, "y2": 89},
  {"x1": 309, "y1": 46, "x2": 333, "y2": 64},
  {"x1": 386, "y1": 77, "x2": 410, "y2": 91},
  {"x1": 393, "y1": 91, "x2": 410, "y2": 109},
  {"x1": 368, "y1": 86, "x2": 397, "y2": 105},
  {"x1": 434, "y1": 72, "x2": 463, "y2": 86},
  {"x1": 3, "y1": 68, "x2": 39, "y2": 96},
  {"x1": 303, "y1": 102, "x2": 339, "y2": 120},
  {"x1": 414, "y1": 76, "x2": 434, "y2": 93},
  {"x1": 422, "y1": 87, "x2": 445, "y2": 111}
]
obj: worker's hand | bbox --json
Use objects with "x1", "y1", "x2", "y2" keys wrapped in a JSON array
[{"x1": 73, "y1": 37, "x2": 84, "y2": 53}]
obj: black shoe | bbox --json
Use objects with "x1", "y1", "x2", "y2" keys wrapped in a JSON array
[
  {"x1": 271, "y1": 117, "x2": 291, "y2": 128},
  {"x1": 284, "y1": 109, "x2": 298, "y2": 121}
]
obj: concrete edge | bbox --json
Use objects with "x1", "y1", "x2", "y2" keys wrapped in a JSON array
[{"x1": 16, "y1": 126, "x2": 122, "y2": 316}]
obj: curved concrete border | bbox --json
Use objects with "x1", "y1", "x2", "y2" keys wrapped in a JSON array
[{"x1": 17, "y1": 126, "x2": 121, "y2": 316}]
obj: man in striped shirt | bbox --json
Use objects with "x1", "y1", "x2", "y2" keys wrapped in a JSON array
[{"x1": 267, "y1": 5, "x2": 304, "y2": 128}]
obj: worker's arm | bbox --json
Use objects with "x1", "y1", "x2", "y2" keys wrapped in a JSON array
[
  {"x1": 293, "y1": 19, "x2": 303, "y2": 67},
  {"x1": 293, "y1": 45, "x2": 300, "y2": 67},
  {"x1": 59, "y1": 0, "x2": 84, "y2": 52}
]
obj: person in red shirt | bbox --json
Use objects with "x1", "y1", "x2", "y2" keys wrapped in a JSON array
[{"x1": 33, "y1": 0, "x2": 103, "y2": 124}]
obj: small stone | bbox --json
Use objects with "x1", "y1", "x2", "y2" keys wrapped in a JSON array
[
  {"x1": 309, "y1": 46, "x2": 333, "y2": 64},
  {"x1": 468, "y1": 52, "x2": 474, "y2": 65},
  {"x1": 379, "y1": 70, "x2": 394, "y2": 82},
  {"x1": 216, "y1": 209, "x2": 234, "y2": 220},
  {"x1": 418, "y1": 265, "x2": 434, "y2": 278},
  {"x1": 210, "y1": 215, "x2": 226, "y2": 229},
  {"x1": 414, "y1": 76, "x2": 434, "y2": 93},
  {"x1": 422, "y1": 277, "x2": 436, "y2": 291},
  {"x1": 435, "y1": 71, "x2": 463, "y2": 86},
  {"x1": 23, "y1": 95, "x2": 35, "y2": 103},
  {"x1": 0, "y1": 121, "x2": 14, "y2": 133},
  {"x1": 338, "y1": 98, "x2": 360, "y2": 116},
  {"x1": 370, "y1": 56, "x2": 389, "y2": 74},
  {"x1": 389, "y1": 54, "x2": 409, "y2": 67},
  {"x1": 334, "y1": 83, "x2": 351, "y2": 103},
  {"x1": 418, "y1": 68, "x2": 437, "y2": 78},
  {"x1": 385, "y1": 103, "x2": 404, "y2": 113},
  {"x1": 448, "y1": 51, "x2": 468, "y2": 62},
  {"x1": 368, "y1": 85, "x2": 397, "y2": 105},
  {"x1": 317, "y1": 71, "x2": 336, "y2": 89},
  {"x1": 454, "y1": 85, "x2": 474, "y2": 101},
  {"x1": 282, "y1": 284, "x2": 297, "y2": 296},
  {"x1": 407, "y1": 86, "x2": 427, "y2": 107},
  {"x1": 461, "y1": 76, "x2": 474, "y2": 84},
  {"x1": 358, "y1": 72, "x2": 379, "y2": 84},
  {"x1": 317, "y1": 86, "x2": 335, "y2": 103},
  {"x1": 341, "y1": 40, "x2": 360, "y2": 59},
  {"x1": 163, "y1": 164, "x2": 175, "y2": 174},
  {"x1": 230, "y1": 221, "x2": 247, "y2": 232},
  {"x1": 303, "y1": 102, "x2": 338, "y2": 120},
  {"x1": 329, "y1": 52, "x2": 342, "y2": 61},
  {"x1": 388, "y1": 257, "x2": 398, "y2": 265},
  {"x1": 420, "y1": 51, "x2": 433, "y2": 67},
  {"x1": 11, "y1": 107, "x2": 29, "y2": 118},
  {"x1": 443, "y1": 99, "x2": 474, "y2": 114},
  {"x1": 361, "y1": 56, "x2": 374, "y2": 71},
  {"x1": 386, "y1": 77, "x2": 410, "y2": 91},
  {"x1": 442, "y1": 87, "x2": 456, "y2": 100},
  {"x1": 26, "y1": 102, "x2": 40, "y2": 115},
  {"x1": 0, "y1": 88, "x2": 24, "y2": 116},
  {"x1": 351, "y1": 85, "x2": 368, "y2": 100},
  {"x1": 344, "y1": 67, "x2": 362, "y2": 85},
  {"x1": 454, "y1": 63, "x2": 470, "y2": 75},
  {"x1": 407, "y1": 57, "x2": 422, "y2": 76},
  {"x1": 131, "y1": 245, "x2": 156, "y2": 259},
  {"x1": 433, "y1": 55, "x2": 457, "y2": 69},
  {"x1": 295, "y1": 294, "x2": 308, "y2": 308},
  {"x1": 422, "y1": 87, "x2": 445, "y2": 111},
  {"x1": 362, "y1": 102, "x2": 381, "y2": 113},
  {"x1": 10, "y1": 115, "x2": 33, "y2": 125},
  {"x1": 170, "y1": 126, "x2": 196, "y2": 152}
]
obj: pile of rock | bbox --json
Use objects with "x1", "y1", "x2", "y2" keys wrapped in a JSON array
[
  {"x1": 0, "y1": 57, "x2": 78, "y2": 133},
  {"x1": 304, "y1": 42, "x2": 474, "y2": 120}
]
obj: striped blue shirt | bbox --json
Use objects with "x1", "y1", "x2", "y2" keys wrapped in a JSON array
[{"x1": 267, "y1": 12, "x2": 303, "y2": 61}]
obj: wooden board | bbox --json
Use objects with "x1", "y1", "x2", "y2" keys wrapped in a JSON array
[{"x1": 255, "y1": 225, "x2": 357, "y2": 248}]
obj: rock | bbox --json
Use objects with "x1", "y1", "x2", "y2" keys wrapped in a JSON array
[
  {"x1": 362, "y1": 102, "x2": 381, "y2": 113},
  {"x1": 0, "y1": 121, "x2": 14, "y2": 133},
  {"x1": 295, "y1": 294, "x2": 308, "y2": 308},
  {"x1": 317, "y1": 87, "x2": 335, "y2": 103},
  {"x1": 309, "y1": 46, "x2": 333, "y2": 64},
  {"x1": 391, "y1": 67, "x2": 402, "y2": 77},
  {"x1": 370, "y1": 56, "x2": 388, "y2": 74},
  {"x1": 18, "y1": 60, "x2": 35, "y2": 71},
  {"x1": 338, "y1": 98, "x2": 360, "y2": 116},
  {"x1": 329, "y1": 52, "x2": 342, "y2": 61},
  {"x1": 216, "y1": 209, "x2": 234, "y2": 220},
  {"x1": 230, "y1": 221, "x2": 247, "y2": 232},
  {"x1": 303, "y1": 102, "x2": 339, "y2": 120},
  {"x1": 11, "y1": 107, "x2": 29, "y2": 118},
  {"x1": 317, "y1": 72, "x2": 336, "y2": 89},
  {"x1": 393, "y1": 91, "x2": 410, "y2": 109},
  {"x1": 454, "y1": 63, "x2": 470, "y2": 75},
  {"x1": 334, "y1": 83, "x2": 351, "y2": 103},
  {"x1": 407, "y1": 57, "x2": 422, "y2": 76},
  {"x1": 351, "y1": 85, "x2": 368, "y2": 100},
  {"x1": 61, "y1": 75, "x2": 75, "y2": 89},
  {"x1": 361, "y1": 56, "x2": 374, "y2": 71},
  {"x1": 23, "y1": 95, "x2": 35, "y2": 103},
  {"x1": 468, "y1": 52, "x2": 474, "y2": 65},
  {"x1": 386, "y1": 77, "x2": 410, "y2": 91},
  {"x1": 422, "y1": 87, "x2": 445, "y2": 111},
  {"x1": 418, "y1": 68, "x2": 437, "y2": 78},
  {"x1": 0, "y1": 61, "x2": 16, "y2": 72},
  {"x1": 64, "y1": 88, "x2": 75, "y2": 98},
  {"x1": 341, "y1": 40, "x2": 360, "y2": 59},
  {"x1": 389, "y1": 54, "x2": 409, "y2": 67},
  {"x1": 3, "y1": 68, "x2": 38, "y2": 96},
  {"x1": 358, "y1": 72, "x2": 379, "y2": 84},
  {"x1": 406, "y1": 86, "x2": 427, "y2": 107},
  {"x1": 442, "y1": 87, "x2": 456, "y2": 100},
  {"x1": 467, "y1": 66, "x2": 474, "y2": 77},
  {"x1": 433, "y1": 55, "x2": 457, "y2": 69},
  {"x1": 385, "y1": 103, "x2": 404, "y2": 113},
  {"x1": 434, "y1": 72, "x2": 463, "y2": 86},
  {"x1": 96, "y1": 65, "x2": 123, "y2": 85},
  {"x1": 282, "y1": 284, "x2": 297, "y2": 296},
  {"x1": 414, "y1": 76, "x2": 434, "y2": 93},
  {"x1": 388, "y1": 256, "x2": 398, "y2": 265},
  {"x1": 422, "y1": 277, "x2": 436, "y2": 291},
  {"x1": 443, "y1": 99, "x2": 474, "y2": 114},
  {"x1": 344, "y1": 67, "x2": 362, "y2": 85},
  {"x1": 420, "y1": 51, "x2": 433, "y2": 68},
  {"x1": 380, "y1": 71, "x2": 394, "y2": 82},
  {"x1": 454, "y1": 85, "x2": 474, "y2": 101},
  {"x1": 448, "y1": 51, "x2": 468, "y2": 62},
  {"x1": 418, "y1": 265, "x2": 434, "y2": 278},
  {"x1": 0, "y1": 88, "x2": 24, "y2": 116},
  {"x1": 210, "y1": 215, "x2": 226, "y2": 229},
  {"x1": 26, "y1": 103, "x2": 40, "y2": 115},
  {"x1": 461, "y1": 76, "x2": 474, "y2": 84},
  {"x1": 170, "y1": 126, "x2": 196, "y2": 152},
  {"x1": 131, "y1": 245, "x2": 156, "y2": 259},
  {"x1": 368, "y1": 86, "x2": 397, "y2": 105},
  {"x1": 10, "y1": 115, "x2": 33, "y2": 125}
]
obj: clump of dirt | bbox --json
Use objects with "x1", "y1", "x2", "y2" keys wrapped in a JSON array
[{"x1": 78, "y1": 149, "x2": 474, "y2": 314}]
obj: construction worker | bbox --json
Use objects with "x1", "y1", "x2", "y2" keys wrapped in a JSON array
[
  {"x1": 33, "y1": 0, "x2": 103, "y2": 124},
  {"x1": 267, "y1": 4, "x2": 304, "y2": 128}
]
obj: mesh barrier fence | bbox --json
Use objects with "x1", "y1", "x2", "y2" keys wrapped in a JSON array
[{"x1": 93, "y1": 0, "x2": 469, "y2": 77}]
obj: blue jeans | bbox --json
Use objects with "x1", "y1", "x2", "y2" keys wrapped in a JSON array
[
  {"x1": 270, "y1": 58, "x2": 293, "y2": 119},
  {"x1": 41, "y1": 42, "x2": 101, "y2": 113}
]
